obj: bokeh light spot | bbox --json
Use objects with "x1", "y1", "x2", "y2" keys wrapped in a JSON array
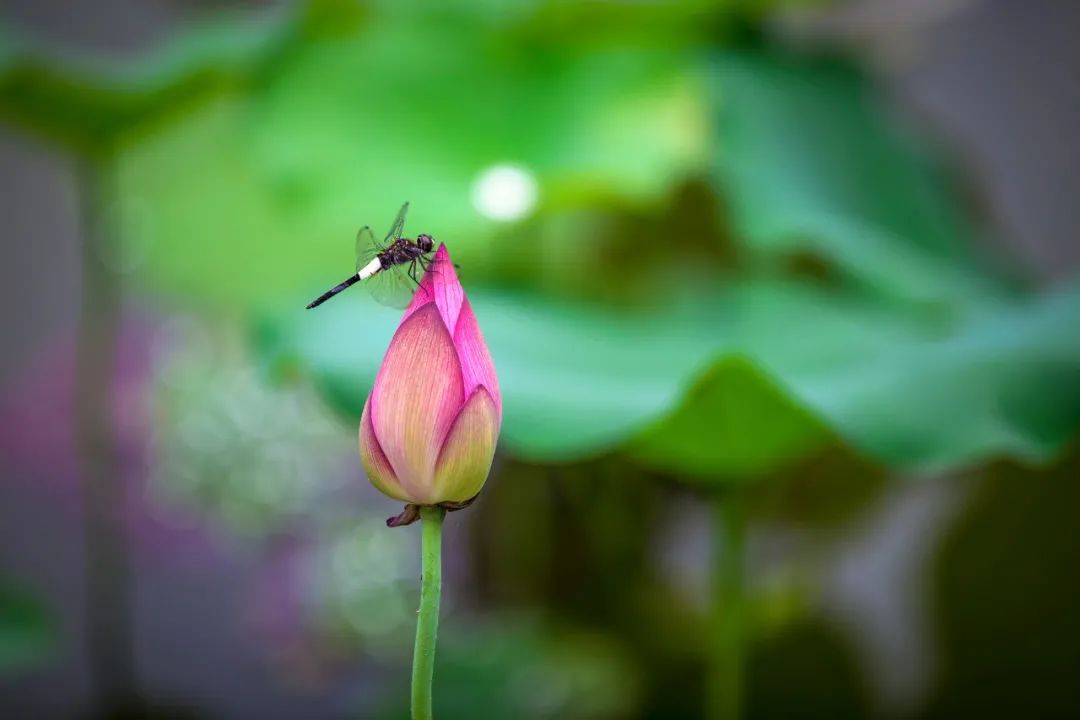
[{"x1": 470, "y1": 163, "x2": 538, "y2": 221}]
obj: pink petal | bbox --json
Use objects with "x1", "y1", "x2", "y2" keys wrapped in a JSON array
[
  {"x1": 371, "y1": 303, "x2": 464, "y2": 504},
  {"x1": 400, "y1": 244, "x2": 464, "y2": 335},
  {"x1": 453, "y1": 297, "x2": 502, "y2": 421},
  {"x1": 359, "y1": 395, "x2": 410, "y2": 502},
  {"x1": 431, "y1": 387, "x2": 500, "y2": 503}
]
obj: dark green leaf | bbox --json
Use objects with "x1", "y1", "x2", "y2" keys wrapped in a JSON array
[
  {"x1": 0, "y1": 7, "x2": 293, "y2": 150},
  {"x1": 631, "y1": 355, "x2": 832, "y2": 479},
  {"x1": 712, "y1": 51, "x2": 1014, "y2": 303},
  {"x1": 0, "y1": 582, "x2": 53, "y2": 675}
]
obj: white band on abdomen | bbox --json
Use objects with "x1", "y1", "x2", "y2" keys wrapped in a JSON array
[{"x1": 358, "y1": 257, "x2": 382, "y2": 280}]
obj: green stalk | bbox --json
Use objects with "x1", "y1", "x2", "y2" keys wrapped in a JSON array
[
  {"x1": 708, "y1": 490, "x2": 747, "y2": 720},
  {"x1": 75, "y1": 155, "x2": 137, "y2": 711},
  {"x1": 412, "y1": 506, "x2": 446, "y2": 720}
]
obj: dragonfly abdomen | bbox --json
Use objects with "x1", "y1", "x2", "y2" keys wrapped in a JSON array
[{"x1": 305, "y1": 273, "x2": 362, "y2": 310}]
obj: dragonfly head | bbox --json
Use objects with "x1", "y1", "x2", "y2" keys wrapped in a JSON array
[{"x1": 416, "y1": 233, "x2": 434, "y2": 253}]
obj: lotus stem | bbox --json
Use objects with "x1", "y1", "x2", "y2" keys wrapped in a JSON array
[
  {"x1": 411, "y1": 505, "x2": 446, "y2": 720},
  {"x1": 75, "y1": 155, "x2": 137, "y2": 712},
  {"x1": 708, "y1": 490, "x2": 747, "y2": 720}
]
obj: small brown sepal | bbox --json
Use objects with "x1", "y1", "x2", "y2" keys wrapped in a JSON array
[
  {"x1": 385, "y1": 493, "x2": 481, "y2": 529},
  {"x1": 386, "y1": 504, "x2": 421, "y2": 527}
]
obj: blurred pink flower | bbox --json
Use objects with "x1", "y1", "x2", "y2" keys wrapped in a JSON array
[{"x1": 359, "y1": 245, "x2": 501, "y2": 525}]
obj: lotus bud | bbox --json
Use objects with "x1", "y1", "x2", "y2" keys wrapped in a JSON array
[{"x1": 359, "y1": 245, "x2": 501, "y2": 526}]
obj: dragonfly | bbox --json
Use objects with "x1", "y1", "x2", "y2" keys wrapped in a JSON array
[{"x1": 306, "y1": 202, "x2": 436, "y2": 310}]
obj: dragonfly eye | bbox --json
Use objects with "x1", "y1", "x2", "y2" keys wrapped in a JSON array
[{"x1": 417, "y1": 234, "x2": 434, "y2": 252}]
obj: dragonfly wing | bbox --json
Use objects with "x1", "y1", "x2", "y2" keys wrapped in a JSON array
[
  {"x1": 352, "y1": 204, "x2": 417, "y2": 307},
  {"x1": 354, "y1": 226, "x2": 380, "y2": 273},
  {"x1": 384, "y1": 202, "x2": 410, "y2": 245},
  {"x1": 365, "y1": 264, "x2": 419, "y2": 309}
]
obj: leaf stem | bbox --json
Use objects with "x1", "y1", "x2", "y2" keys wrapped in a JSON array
[
  {"x1": 75, "y1": 155, "x2": 137, "y2": 711},
  {"x1": 708, "y1": 490, "x2": 747, "y2": 720},
  {"x1": 412, "y1": 505, "x2": 445, "y2": 720}
]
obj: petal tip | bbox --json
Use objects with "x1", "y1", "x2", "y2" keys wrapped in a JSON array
[
  {"x1": 404, "y1": 243, "x2": 464, "y2": 330},
  {"x1": 433, "y1": 243, "x2": 452, "y2": 265},
  {"x1": 453, "y1": 299, "x2": 501, "y2": 418}
]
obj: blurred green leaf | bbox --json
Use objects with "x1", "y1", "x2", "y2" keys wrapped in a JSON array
[
  {"x1": 261, "y1": 279, "x2": 1080, "y2": 476},
  {"x1": 0, "y1": 582, "x2": 53, "y2": 675},
  {"x1": 259, "y1": 289, "x2": 726, "y2": 459},
  {"x1": 631, "y1": 355, "x2": 832, "y2": 478},
  {"x1": 0, "y1": 7, "x2": 294, "y2": 151},
  {"x1": 114, "y1": 19, "x2": 706, "y2": 311},
  {"x1": 712, "y1": 51, "x2": 1013, "y2": 303}
]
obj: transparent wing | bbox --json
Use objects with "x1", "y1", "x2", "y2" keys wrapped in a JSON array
[
  {"x1": 352, "y1": 204, "x2": 418, "y2": 307},
  {"x1": 365, "y1": 264, "x2": 419, "y2": 309},
  {"x1": 354, "y1": 226, "x2": 379, "y2": 273},
  {"x1": 384, "y1": 202, "x2": 409, "y2": 245}
]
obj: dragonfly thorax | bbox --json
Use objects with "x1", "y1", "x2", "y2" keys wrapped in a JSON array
[{"x1": 379, "y1": 237, "x2": 431, "y2": 269}]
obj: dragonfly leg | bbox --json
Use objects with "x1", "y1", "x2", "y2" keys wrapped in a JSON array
[
  {"x1": 418, "y1": 254, "x2": 442, "y2": 280},
  {"x1": 408, "y1": 259, "x2": 431, "y2": 301}
]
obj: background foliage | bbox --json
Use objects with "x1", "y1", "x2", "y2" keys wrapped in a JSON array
[{"x1": 1, "y1": 0, "x2": 1078, "y2": 718}]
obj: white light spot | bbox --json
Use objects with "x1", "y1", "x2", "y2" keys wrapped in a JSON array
[{"x1": 470, "y1": 163, "x2": 538, "y2": 222}]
